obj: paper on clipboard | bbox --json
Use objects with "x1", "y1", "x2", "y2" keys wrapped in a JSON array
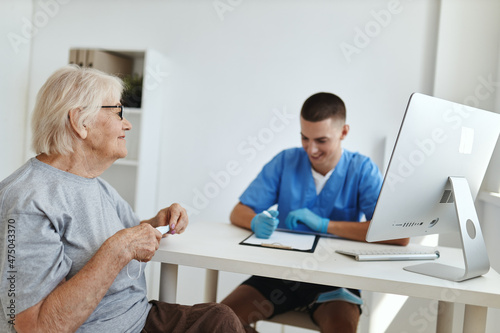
[{"x1": 240, "y1": 230, "x2": 318, "y2": 252}]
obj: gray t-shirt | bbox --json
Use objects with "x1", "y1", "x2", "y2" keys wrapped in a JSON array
[{"x1": 0, "y1": 158, "x2": 151, "y2": 332}]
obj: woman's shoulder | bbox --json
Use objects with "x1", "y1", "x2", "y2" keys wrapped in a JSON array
[
  {"x1": 0, "y1": 159, "x2": 48, "y2": 215},
  {"x1": 0, "y1": 158, "x2": 36, "y2": 186},
  {"x1": 0, "y1": 158, "x2": 98, "y2": 216},
  {"x1": 96, "y1": 176, "x2": 122, "y2": 201}
]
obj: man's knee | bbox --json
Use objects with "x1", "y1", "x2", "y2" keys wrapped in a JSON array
[{"x1": 314, "y1": 301, "x2": 360, "y2": 332}]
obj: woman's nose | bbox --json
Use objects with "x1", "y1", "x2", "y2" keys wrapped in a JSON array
[{"x1": 122, "y1": 117, "x2": 132, "y2": 130}]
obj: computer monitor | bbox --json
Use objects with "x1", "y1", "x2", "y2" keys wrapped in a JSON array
[{"x1": 366, "y1": 93, "x2": 500, "y2": 281}]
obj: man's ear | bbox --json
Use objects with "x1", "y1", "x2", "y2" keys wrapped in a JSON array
[
  {"x1": 68, "y1": 108, "x2": 87, "y2": 140},
  {"x1": 340, "y1": 124, "x2": 350, "y2": 140}
]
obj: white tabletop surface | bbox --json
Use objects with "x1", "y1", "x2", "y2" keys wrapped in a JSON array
[{"x1": 152, "y1": 221, "x2": 500, "y2": 308}]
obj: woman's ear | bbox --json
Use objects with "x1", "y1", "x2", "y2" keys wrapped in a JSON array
[{"x1": 68, "y1": 108, "x2": 88, "y2": 140}]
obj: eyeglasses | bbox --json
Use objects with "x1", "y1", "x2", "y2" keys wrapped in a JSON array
[{"x1": 102, "y1": 105, "x2": 124, "y2": 120}]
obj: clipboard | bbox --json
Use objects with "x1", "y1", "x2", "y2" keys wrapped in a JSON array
[
  {"x1": 275, "y1": 227, "x2": 342, "y2": 239},
  {"x1": 240, "y1": 230, "x2": 319, "y2": 253}
]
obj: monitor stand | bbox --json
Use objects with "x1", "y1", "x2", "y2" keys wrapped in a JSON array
[{"x1": 403, "y1": 177, "x2": 490, "y2": 282}]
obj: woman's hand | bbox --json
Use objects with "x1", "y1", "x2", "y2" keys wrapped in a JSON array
[
  {"x1": 16, "y1": 222, "x2": 163, "y2": 333},
  {"x1": 114, "y1": 223, "x2": 162, "y2": 262},
  {"x1": 147, "y1": 203, "x2": 189, "y2": 235}
]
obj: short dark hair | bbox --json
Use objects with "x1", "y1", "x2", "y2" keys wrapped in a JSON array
[{"x1": 300, "y1": 92, "x2": 346, "y2": 122}]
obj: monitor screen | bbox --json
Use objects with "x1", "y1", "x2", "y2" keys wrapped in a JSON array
[{"x1": 366, "y1": 93, "x2": 500, "y2": 281}]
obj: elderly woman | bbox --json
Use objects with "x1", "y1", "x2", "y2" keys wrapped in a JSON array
[{"x1": 0, "y1": 65, "x2": 244, "y2": 333}]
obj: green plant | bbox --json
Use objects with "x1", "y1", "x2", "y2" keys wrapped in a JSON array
[{"x1": 121, "y1": 74, "x2": 143, "y2": 108}]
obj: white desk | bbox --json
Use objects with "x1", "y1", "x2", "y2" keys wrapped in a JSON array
[{"x1": 151, "y1": 222, "x2": 500, "y2": 333}]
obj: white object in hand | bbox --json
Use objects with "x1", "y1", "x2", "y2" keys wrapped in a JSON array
[
  {"x1": 156, "y1": 225, "x2": 170, "y2": 234},
  {"x1": 262, "y1": 210, "x2": 272, "y2": 218}
]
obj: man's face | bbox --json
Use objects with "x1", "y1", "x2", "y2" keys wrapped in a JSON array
[{"x1": 300, "y1": 116, "x2": 349, "y2": 175}]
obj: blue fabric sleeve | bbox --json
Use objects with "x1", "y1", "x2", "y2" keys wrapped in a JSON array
[
  {"x1": 239, "y1": 151, "x2": 285, "y2": 213},
  {"x1": 357, "y1": 158, "x2": 383, "y2": 220}
]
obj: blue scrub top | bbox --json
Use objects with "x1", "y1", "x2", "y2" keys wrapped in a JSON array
[{"x1": 239, "y1": 148, "x2": 383, "y2": 233}]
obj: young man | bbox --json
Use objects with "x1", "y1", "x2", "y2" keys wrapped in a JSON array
[{"x1": 222, "y1": 92, "x2": 408, "y2": 332}]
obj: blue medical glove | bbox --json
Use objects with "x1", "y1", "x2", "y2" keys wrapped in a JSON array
[
  {"x1": 251, "y1": 210, "x2": 279, "y2": 239},
  {"x1": 285, "y1": 208, "x2": 329, "y2": 233}
]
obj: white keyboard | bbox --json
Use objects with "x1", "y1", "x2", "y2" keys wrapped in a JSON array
[{"x1": 336, "y1": 248, "x2": 440, "y2": 261}]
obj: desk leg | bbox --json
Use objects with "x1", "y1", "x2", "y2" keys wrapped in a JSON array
[
  {"x1": 436, "y1": 301, "x2": 453, "y2": 333},
  {"x1": 463, "y1": 304, "x2": 487, "y2": 333},
  {"x1": 204, "y1": 269, "x2": 219, "y2": 302},
  {"x1": 159, "y1": 263, "x2": 178, "y2": 304}
]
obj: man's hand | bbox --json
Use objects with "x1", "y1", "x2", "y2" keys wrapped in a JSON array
[
  {"x1": 251, "y1": 210, "x2": 279, "y2": 239},
  {"x1": 285, "y1": 208, "x2": 329, "y2": 233}
]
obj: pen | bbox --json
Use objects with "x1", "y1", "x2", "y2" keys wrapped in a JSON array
[
  {"x1": 262, "y1": 210, "x2": 272, "y2": 218},
  {"x1": 261, "y1": 242, "x2": 292, "y2": 250}
]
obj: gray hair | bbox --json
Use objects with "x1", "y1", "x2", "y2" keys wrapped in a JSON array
[{"x1": 31, "y1": 65, "x2": 124, "y2": 155}]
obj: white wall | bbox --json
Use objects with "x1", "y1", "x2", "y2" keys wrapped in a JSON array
[
  {"x1": 0, "y1": 0, "x2": 32, "y2": 178},
  {"x1": 2, "y1": 0, "x2": 500, "y2": 332},
  {"x1": 18, "y1": 0, "x2": 439, "y2": 221},
  {"x1": 433, "y1": 0, "x2": 500, "y2": 194},
  {"x1": 156, "y1": 0, "x2": 439, "y2": 224},
  {"x1": 420, "y1": 1, "x2": 500, "y2": 332}
]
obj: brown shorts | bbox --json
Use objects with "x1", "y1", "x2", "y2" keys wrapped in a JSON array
[{"x1": 141, "y1": 301, "x2": 245, "y2": 333}]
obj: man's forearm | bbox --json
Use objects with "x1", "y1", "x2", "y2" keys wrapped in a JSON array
[
  {"x1": 329, "y1": 220, "x2": 409, "y2": 245},
  {"x1": 328, "y1": 220, "x2": 370, "y2": 242},
  {"x1": 230, "y1": 202, "x2": 255, "y2": 229}
]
